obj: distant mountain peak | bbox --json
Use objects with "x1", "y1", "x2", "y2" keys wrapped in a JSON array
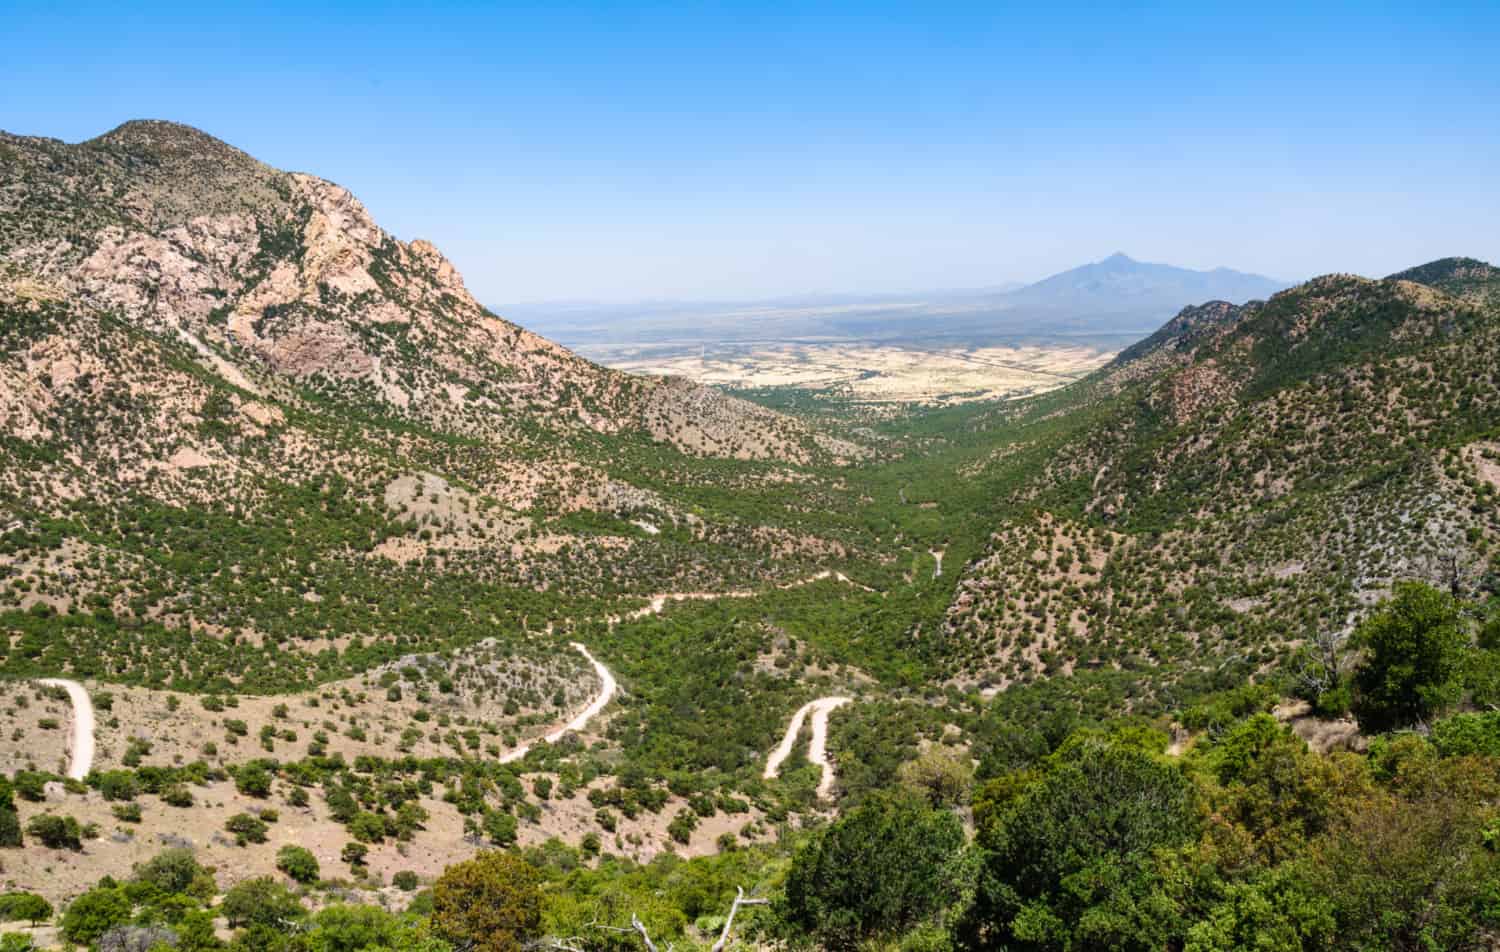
[{"x1": 999, "y1": 254, "x2": 1290, "y2": 333}]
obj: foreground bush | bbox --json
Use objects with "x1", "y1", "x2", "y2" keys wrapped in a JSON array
[{"x1": 432, "y1": 852, "x2": 541, "y2": 952}]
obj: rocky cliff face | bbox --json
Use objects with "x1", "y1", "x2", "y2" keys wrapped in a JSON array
[{"x1": 0, "y1": 121, "x2": 855, "y2": 515}]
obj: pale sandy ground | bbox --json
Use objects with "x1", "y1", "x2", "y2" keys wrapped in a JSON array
[
  {"x1": 594, "y1": 342, "x2": 1116, "y2": 404},
  {"x1": 2, "y1": 771, "x2": 775, "y2": 911}
]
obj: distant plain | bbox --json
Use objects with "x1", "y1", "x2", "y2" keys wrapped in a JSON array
[{"x1": 583, "y1": 339, "x2": 1118, "y2": 404}]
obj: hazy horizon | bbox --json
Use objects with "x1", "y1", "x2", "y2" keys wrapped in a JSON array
[
  {"x1": 489, "y1": 251, "x2": 1295, "y2": 309},
  {"x1": 6, "y1": 2, "x2": 1498, "y2": 304}
]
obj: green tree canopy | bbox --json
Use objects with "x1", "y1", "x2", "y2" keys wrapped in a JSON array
[
  {"x1": 1352, "y1": 582, "x2": 1467, "y2": 732},
  {"x1": 965, "y1": 738, "x2": 1198, "y2": 951},
  {"x1": 431, "y1": 851, "x2": 542, "y2": 952},
  {"x1": 781, "y1": 790, "x2": 966, "y2": 950}
]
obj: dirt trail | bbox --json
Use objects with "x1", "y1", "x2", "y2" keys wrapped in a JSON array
[
  {"x1": 763, "y1": 696, "x2": 852, "y2": 799},
  {"x1": 620, "y1": 569, "x2": 874, "y2": 622},
  {"x1": 499, "y1": 643, "x2": 616, "y2": 764},
  {"x1": 930, "y1": 549, "x2": 945, "y2": 579},
  {"x1": 37, "y1": 678, "x2": 94, "y2": 780}
]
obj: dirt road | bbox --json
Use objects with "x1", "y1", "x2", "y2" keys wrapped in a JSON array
[
  {"x1": 37, "y1": 678, "x2": 94, "y2": 780},
  {"x1": 763, "y1": 696, "x2": 853, "y2": 799},
  {"x1": 500, "y1": 643, "x2": 616, "y2": 763}
]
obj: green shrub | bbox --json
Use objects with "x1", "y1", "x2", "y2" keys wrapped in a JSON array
[
  {"x1": 134, "y1": 846, "x2": 214, "y2": 896},
  {"x1": 1431, "y1": 711, "x2": 1500, "y2": 757},
  {"x1": 25, "y1": 813, "x2": 81, "y2": 850},
  {"x1": 276, "y1": 845, "x2": 320, "y2": 884},
  {"x1": 160, "y1": 783, "x2": 195, "y2": 807},
  {"x1": 111, "y1": 802, "x2": 142, "y2": 823},
  {"x1": 234, "y1": 762, "x2": 273, "y2": 798},
  {"x1": 225, "y1": 812, "x2": 269, "y2": 845},
  {"x1": 783, "y1": 790, "x2": 964, "y2": 950},
  {"x1": 392, "y1": 870, "x2": 420, "y2": 892},
  {"x1": 220, "y1": 877, "x2": 304, "y2": 929},
  {"x1": 61, "y1": 886, "x2": 130, "y2": 945}
]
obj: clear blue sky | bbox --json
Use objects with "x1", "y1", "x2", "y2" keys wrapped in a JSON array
[{"x1": 4, "y1": 1, "x2": 1498, "y2": 303}]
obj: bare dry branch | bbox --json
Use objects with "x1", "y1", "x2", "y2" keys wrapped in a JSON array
[
  {"x1": 630, "y1": 914, "x2": 658, "y2": 952},
  {"x1": 711, "y1": 887, "x2": 770, "y2": 952}
]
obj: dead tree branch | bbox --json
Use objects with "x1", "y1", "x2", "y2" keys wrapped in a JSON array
[
  {"x1": 630, "y1": 914, "x2": 658, "y2": 952},
  {"x1": 711, "y1": 887, "x2": 770, "y2": 952}
]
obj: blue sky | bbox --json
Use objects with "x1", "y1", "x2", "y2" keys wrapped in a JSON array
[{"x1": 4, "y1": 1, "x2": 1498, "y2": 303}]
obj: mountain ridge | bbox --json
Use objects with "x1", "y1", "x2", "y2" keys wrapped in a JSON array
[{"x1": 0, "y1": 120, "x2": 857, "y2": 476}]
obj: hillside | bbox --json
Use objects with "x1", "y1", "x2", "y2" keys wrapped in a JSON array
[
  {"x1": 0, "y1": 121, "x2": 884, "y2": 690},
  {"x1": 939, "y1": 263, "x2": 1500, "y2": 688}
]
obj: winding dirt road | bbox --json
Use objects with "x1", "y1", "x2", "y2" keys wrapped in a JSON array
[
  {"x1": 545, "y1": 643, "x2": 617, "y2": 742},
  {"x1": 499, "y1": 642, "x2": 617, "y2": 764},
  {"x1": 38, "y1": 678, "x2": 94, "y2": 780},
  {"x1": 763, "y1": 696, "x2": 852, "y2": 799},
  {"x1": 620, "y1": 569, "x2": 875, "y2": 622}
]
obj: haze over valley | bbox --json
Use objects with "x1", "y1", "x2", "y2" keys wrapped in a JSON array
[{"x1": 509, "y1": 254, "x2": 1288, "y2": 403}]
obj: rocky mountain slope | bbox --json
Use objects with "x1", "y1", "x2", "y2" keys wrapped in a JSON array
[
  {"x1": 938, "y1": 258, "x2": 1500, "y2": 687},
  {"x1": 0, "y1": 121, "x2": 852, "y2": 503},
  {"x1": 0, "y1": 121, "x2": 871, "y2": 689}
]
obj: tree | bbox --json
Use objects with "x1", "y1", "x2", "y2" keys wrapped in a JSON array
[
  {"x1": 276, "y1": 845, "x2": 320, "y2": 884},
  {"x1": 1291, "y1": 626, "x2": 1353, "y2": 716},
  {"x1": 1308, "y1": 751, "x2": 1500, "y2": 949},
  {"x1": 897, "y1": 746, "x2": 975, "y2": 808},
  {"x1": 781, "y1": 790, "x2": 965, "y2": 950},
  {"x1": 220, "y1": 877, "x2": 304, "y2": 929},
  {"x1": 341, "y1": 842, "x2": 369, "y2": 867},
  {"x1": 61, "y1": 886, "x2": 132, "y2": 945},
  {"x1": 98, "y1": 925, "x2": 178, "y2": 952},
  {"x1": 482, "y1": 809, "x2": 517, "y2": 847},
  {"x1": 1352, "y1": 583, "x2": 1467, "y2": 732},
  {"x1": 304, "y1": 904, "x2": 431, "y2": 952},
  {"x1": 0, "y1": 892, "x2": 53, "y2": 927},
  {"x1": 1198, "y1": 714, "x2": 1330, "y2": 865},
  {"x1": 348, "y1": 811, "x2": 387, "y2": 843},
  {"x1": 1183, "y1": 870, "x2": 1335, "y2": 952},
  {"x1": 0, "y1": 778, "x2": 21, "y2": 847},
  {"x1": 963, "y1": 739, "x2": 1197, "y2": 951},
  {"x1": 134, "y1": 847, "x2": 214, "y2": 897},
  {"x1": 431, "y1": 852, "x2": 542, "y2": 952}
]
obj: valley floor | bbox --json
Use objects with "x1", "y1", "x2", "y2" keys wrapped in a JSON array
[{"x1": 580, "y1": 340, "x2": 1116, "y2": 404}]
